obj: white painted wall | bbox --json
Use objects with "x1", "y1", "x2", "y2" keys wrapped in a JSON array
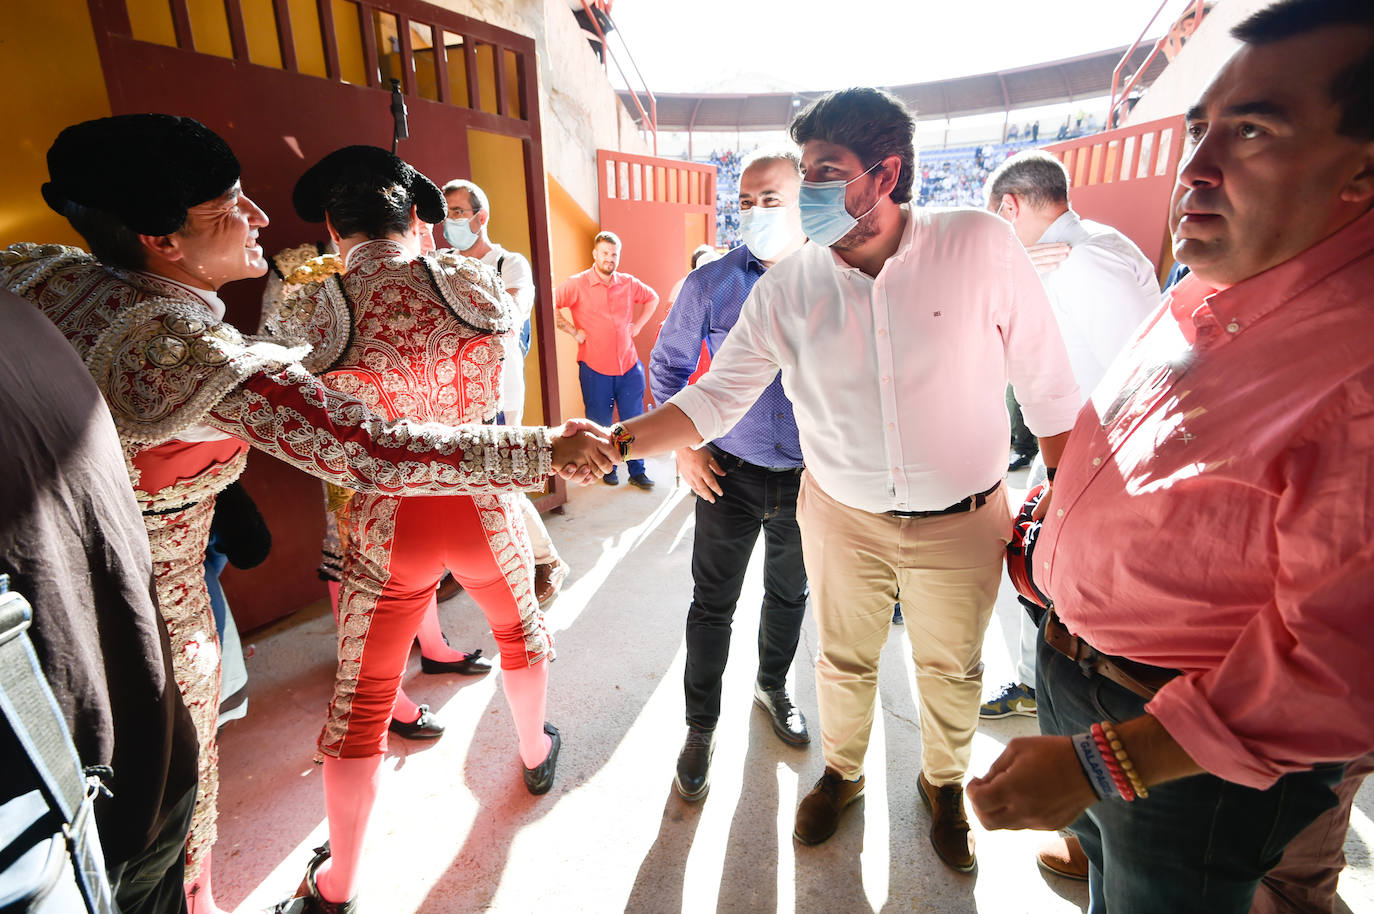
[
  {"x1": 429, "y1": 0, "x2": 651, "y2": 219},
  {"x1": 1124, "y1": 0, "x2": 1271, "y2": 126}
]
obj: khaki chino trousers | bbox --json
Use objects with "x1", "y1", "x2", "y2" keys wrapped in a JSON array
[{"x1": 796, "y1": 472, "x2": 1010, "y2": 785}]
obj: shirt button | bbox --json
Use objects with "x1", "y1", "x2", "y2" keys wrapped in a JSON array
[
  {"x1": 882, "y1": 376, "x2": 891, "y2": 383},
  {"x1": 888, "y1": 422, "x2": 895, "y2": 430},
  {"x1": 878, "y1": 328, "x2": 887, "y2": 337},
  {"x1": 1092, "y1": 457, "x2": 1102, "y2": 466},
  {"x1": 1226, "y1": 321, "x2": 1240, "y2": 333},
  {"x1": 1043, "y1": 561, "x2": 1050, "y2": 570},
  {"x1": 1056, "y1": 508, "x2": 1064, "y2": 517}
]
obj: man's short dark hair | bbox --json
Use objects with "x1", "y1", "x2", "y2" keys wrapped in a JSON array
[
  {"x1": 789, "y1": 88, "x2": 916, "y2": 204},
  {"x1": 61, "y1": 200, "x2": 151, "y2": 270},
  {"x1": 1232, "y1": 0, "x2": 1374, "y2": 140},
  {"x1": 986, "y1": 151, "x2": 1071, "y2": 209},
  {"x1": 593, "y1": 230, "x2": 620, "y2": 248}
]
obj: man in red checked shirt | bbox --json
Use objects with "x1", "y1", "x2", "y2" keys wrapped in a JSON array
[
  {"x1": 968, "y1": 2, "x2": 1374, "y2": 911},
  {"x1": 555, "y1": 230, "x2": 660, "y2": 489}
]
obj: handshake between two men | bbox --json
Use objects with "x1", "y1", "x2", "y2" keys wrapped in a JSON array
[{"x1": 547, "y1": 418, "x2": 623, "y2": 484}]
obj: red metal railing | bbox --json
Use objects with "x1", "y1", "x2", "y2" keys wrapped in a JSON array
[
  {"x1": 579, "y1": 0, "x2": 657, "y2": 155},
  {"x1": 1109, "y1": 0, "x2": 1205, "y2": 127}
]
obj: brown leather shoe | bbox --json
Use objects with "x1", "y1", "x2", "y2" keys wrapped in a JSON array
[
  {"x1": 793, "y1": 767, "x2": 865, "y2": 845},
  {"x1": 1037, "y1": 833, "x2": 1089, "y2": 881},
  {"x1": 917, "y1": 771, "x2": 976, "y2": 872},
  {"x1": 436, "y1": 572, "x2": 462, "y2": 602},
  {"x1": 533, "y1": 558, "x2": 569, "y2": 608}
]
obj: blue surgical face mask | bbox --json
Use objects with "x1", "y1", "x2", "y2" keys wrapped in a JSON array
[
  {"x1": 443, "y1": 217, "x2": 478, "y2": 250},
  {"x1": 798, "y1": 160, "x2": 884, "y2": 247},
  {"x1": 739, "y1": 205, "x2": 796, "y2": 262}
]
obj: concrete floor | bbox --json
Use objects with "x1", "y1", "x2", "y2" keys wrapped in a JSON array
[{"x1": 215, "y1": 458, "x2": 1374, "y2": 913}]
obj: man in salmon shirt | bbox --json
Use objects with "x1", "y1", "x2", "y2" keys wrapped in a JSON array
[
  {"x1": 968, "y1": 1, "x2": 1374, "y2": 911},
  {"x1": 555, "y1": 230, "x2": 660, "y2": 488}
]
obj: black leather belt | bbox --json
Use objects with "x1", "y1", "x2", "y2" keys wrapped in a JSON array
[
  {"x1": 1044, "y1": 610, "x2": 1180, "y2": 700},
  {"x1": 705, "y1": 443, "x2": 804, "y2": 476},
  {"x1": 887, "y1": 480, "x2": 1001, "y2": 518}
]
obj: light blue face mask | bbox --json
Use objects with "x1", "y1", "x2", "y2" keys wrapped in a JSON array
[
  {"x1": 798, "y1": 160, "x2": 883, "y2": 247},
  {"x1": 740, "y1": 205, "x2": 795, "y2": 262},
  {"x1": 443, "y1": 217, "x2": 478, "y2": 250}
]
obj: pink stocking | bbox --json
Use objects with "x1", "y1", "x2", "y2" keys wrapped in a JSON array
[
  {"x1": 501, "y1": 659, "x2": 552, "y2": 769},
  {"x1": 391, "y1": 687, "x2": 420, "y2": 725},
  {"x1": 328, "y1": 580, "x2": 341, "y2": 623},
  {"x1": 314, "y1": 755, "x2": 384, "y2": 904},
  {"x1": 184, "y1": 850, "x2": 229, "y2": 914},
  {"x1": 415, "y1": 593, "x2": 464, "y2": 663}
]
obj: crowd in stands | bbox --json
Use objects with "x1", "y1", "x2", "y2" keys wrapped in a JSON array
[
  {"x1": 704, "y1": 127, "x2": 1092, "y2": 236},
  {"x1": 709, "y1": 149, "x2": 745, "y2": 248}
]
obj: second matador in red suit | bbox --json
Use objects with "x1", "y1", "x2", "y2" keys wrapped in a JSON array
[
  {"x1": 2, "y1": 115, "x2": 612, "y2": 914},
  {"x1": 262, "y1": 146, "x2": 565, "y2": 914}
]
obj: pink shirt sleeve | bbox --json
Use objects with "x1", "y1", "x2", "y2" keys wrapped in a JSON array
[{"x1": 1147, "y1": 386, "x2": 1374, "y2": 788}]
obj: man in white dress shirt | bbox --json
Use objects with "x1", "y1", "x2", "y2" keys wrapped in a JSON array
[
  {"x1": 979, "y1": 150, "x2": 1161, "y2": 722},
  {"x1": 606, "y1": 87, "x2": 1080, "y2": 871}
]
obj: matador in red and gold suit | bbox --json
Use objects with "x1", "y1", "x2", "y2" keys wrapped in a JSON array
[
  {"x1": 258, "y1": 145, "x2": 563, "y2": 912},
  {"x1": 2, "y1": 116, "x2": 603, "y2": 914}
]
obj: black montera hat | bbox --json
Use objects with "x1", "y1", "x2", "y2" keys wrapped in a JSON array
[
  {"x1": 292, "y1": 145, "x2": 446, "y2": 225},
  {"x1": 42, "y1": 114, "x2": 240, "y2": 236}
]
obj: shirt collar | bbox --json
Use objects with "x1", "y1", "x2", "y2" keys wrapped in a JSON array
[
  {"x1": 1036, "y1": 210, "x2": 1081, "y2": 246},
  {"x1": 1171, "y1": 206, "x2": 1374, "y2": 342},
  {"x1": 344, "y1": 238, "x2": 409, "y2": 270},
  {"x1": 826, "y1": 203, "x2": 918, "y2": 274},
  {"x1": 132, "y1": 271, "x2": 225, "y2": 320},
  {"x1": 588, "y1": 267, "x2": 617, "y2": 286}
]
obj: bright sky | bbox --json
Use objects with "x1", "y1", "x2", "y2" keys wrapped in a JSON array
[{"x1": 608, "y1": 0, "x2": 1179, "y2": 94}]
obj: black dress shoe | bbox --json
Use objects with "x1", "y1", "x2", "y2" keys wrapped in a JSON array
[
  {"x1": 388, "y1": 704, "x2": 444, "y2": 740},
  {"x1": 523, "y1": 722, "x2": 561, "y2": 795},
  {"x1": 420, "y1": 648, "x2": 493, "y2": 675},
  {"x1": 674, "y1": 726, "x2": 714, "y2": 802},
  {"x1": 754, "y1": 683, "x2": 810, "y2": 745},
  {"x1": 271, "y1": 843, "x2": 358, "y2": 913}
]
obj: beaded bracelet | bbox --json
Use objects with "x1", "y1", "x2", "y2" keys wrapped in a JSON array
[
  {"x1": 1101, "y1": 720, "x2": 1150, "y2": 800},
  {"x1": 1070, "y1": 731, "x2": 1117, "y2": 801},
  {"x1": 610, "y1": 423, "x2": 634, "y2": 460},
  {"x1": 1091, "y1": 722, "x2": 1137, "y2": 801}
]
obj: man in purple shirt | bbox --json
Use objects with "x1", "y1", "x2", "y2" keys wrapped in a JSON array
[{"x1": 649, "y1": 150, "x2": 809, "y2": 801}]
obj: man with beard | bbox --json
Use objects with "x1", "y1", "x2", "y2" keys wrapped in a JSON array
[{"x1": 597, "y1": 87, "x2": 1078, "y2": 872}]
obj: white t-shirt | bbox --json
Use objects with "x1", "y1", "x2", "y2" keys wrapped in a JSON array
[{"x1": 479, "y1": 245, "x2": 535, "y2": 412}]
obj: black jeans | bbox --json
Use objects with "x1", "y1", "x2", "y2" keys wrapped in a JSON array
[
  {"x1": 1036, "y1": 613, "x2": 1342, "y2": 914},
  {"x1": 107, "y1": 783, "x2": 195, "y2": 914},
  {"x1": 683, "y1": 447, "x2": 808, "y2": 730}
]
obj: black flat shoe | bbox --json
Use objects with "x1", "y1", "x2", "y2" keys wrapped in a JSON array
[
  {"x1": 419, "y1": 648, "x2": 493, "y2": 675},
  {"x1": 387, "y1": 704, "x2": 444, "y2": 740},
  {"x1": 523, "y1": 722, "x2": 561, "y2": 795},
  {"x1": 271, "y1": 843, "x2": 358, "y2": 913}
]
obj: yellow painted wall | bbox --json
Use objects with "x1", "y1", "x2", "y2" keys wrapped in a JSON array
[
  {"x1": 0, "y1": 0, "x2": 111, "y2": 245},
  {"x1": 546, "y1": 174, "x2": 599, "y2": 424},
  {"x1": 466, "y1": 128, "x2": 544, "y2": 423}
]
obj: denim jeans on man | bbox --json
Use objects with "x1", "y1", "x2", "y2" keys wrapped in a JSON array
[
  {"x1": 684, "y1": 445, "x2": 808, "y2": 729},
  {"x1": 578, "y1": 361, "x2": 646, "y2": 477},
  {"x1": 1035, "y1": 612, "x2": 1343, "y2": 914}
]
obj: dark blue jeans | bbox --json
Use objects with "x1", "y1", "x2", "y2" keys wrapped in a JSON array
[
  {"x1": 578, "y1": 361, "x2": 646, "y2": 477},
  {"x1": 684, "y1": 446, "x2": 808, "y2": 730},
  {"x1": 1036, "y1": 613, "x2": 1343, "y2": 914}
]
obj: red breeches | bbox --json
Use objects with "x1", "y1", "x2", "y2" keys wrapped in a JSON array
[{"x1": 317, "y1": 492, "x2": 553, "y2": 758}]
